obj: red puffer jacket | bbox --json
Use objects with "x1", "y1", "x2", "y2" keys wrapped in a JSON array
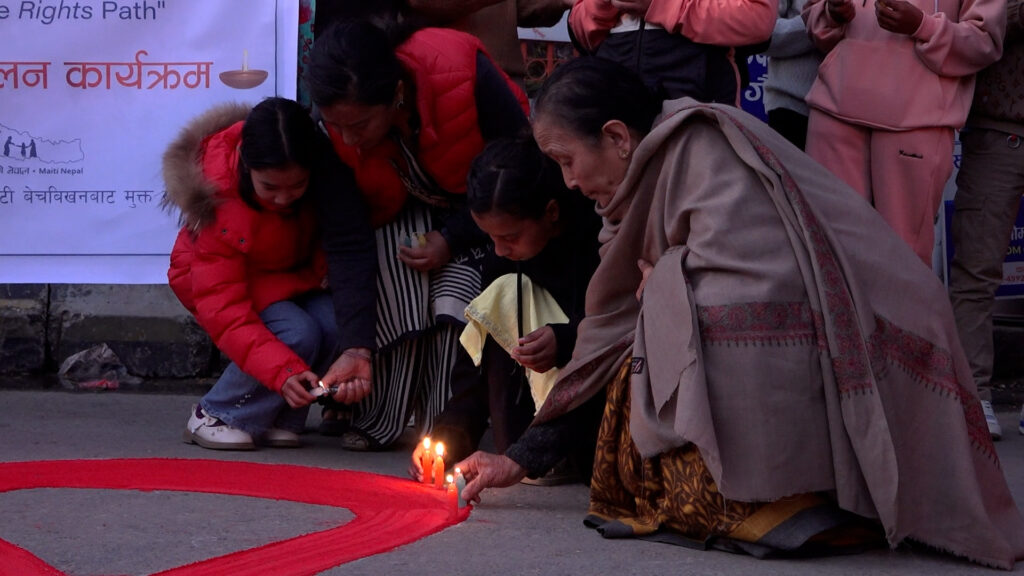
[
  {"x1": 327, "y1": 27, "x2": 529, "y2": 227},
  {"x1": 164, "y1": 104, "x2": 327, "y2": 392}
]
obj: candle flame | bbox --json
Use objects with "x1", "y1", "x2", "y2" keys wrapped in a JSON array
[
  {"x1": 422, "y1": 437, "x2": 431, "y2": 450},
  {"x1": 454, "y1": 467, "x2": 461, "y2": 474},
  {"x1": 446, "y1": 474, "x2": 454, "y2": 483},
  {"x1": 434, "y1": 442, "x2": 444, "y2": 456}
]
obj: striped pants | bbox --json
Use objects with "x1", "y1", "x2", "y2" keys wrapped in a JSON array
[
  {"x1": 352, "y1": 323, "x2": 462, "y2": 446},
  {"x1": 349, "y1": 203, "x2": 483, "y2": 447}
]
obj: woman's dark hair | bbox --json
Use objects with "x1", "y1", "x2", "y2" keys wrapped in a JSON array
[
  {"x1": 533, "y1": 57, "x2": 660, "y2": 142},
  {"x1": 237, "y1": 97, "x2": 319, "y2": 208},
  {"x1": 306, "y1": 19, "x2": 409, "y2": 108},
  {"x1": 467, "y1": 135, "x2": 568, "y2": 221},
  {"x1": 312, "y1": 0, "x2": 403, "y2": 40}
]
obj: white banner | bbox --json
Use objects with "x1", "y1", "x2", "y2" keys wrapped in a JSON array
[{"x1": 0, "y1": 0, "x2": 298, "y2": 283}]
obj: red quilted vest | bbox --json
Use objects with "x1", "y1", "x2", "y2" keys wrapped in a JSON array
[{"x1": 327, "y1": 27, "x2": 528, "y2": 227}]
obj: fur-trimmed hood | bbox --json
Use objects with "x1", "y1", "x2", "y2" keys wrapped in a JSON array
[{"x1": 161, "y1": 102, "x2": 251, "y2": 232}]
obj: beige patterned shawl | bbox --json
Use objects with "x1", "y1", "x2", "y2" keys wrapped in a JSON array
[{"x1": 536, "y1": 98, "x2": 1024, "y2": 568}]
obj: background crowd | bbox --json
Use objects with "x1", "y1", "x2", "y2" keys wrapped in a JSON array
[{"x1": 164, "y1": 0, "x2": 1024, "y2": 569}]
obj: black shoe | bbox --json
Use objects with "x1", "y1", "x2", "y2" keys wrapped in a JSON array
[
  {"x1": 520, "y1": 459, "x2": 578, "y2": 486},
  {"x1": 339, "y1": 427, "x2": 386, "y2": 451},
  {"x1": 317, "y1": 406, "x2": 351, "y2": 437}
]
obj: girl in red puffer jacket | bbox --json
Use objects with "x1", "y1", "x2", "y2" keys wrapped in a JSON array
[{"x1": 163, "y1": 97, "x2": 376, "y2": 450}]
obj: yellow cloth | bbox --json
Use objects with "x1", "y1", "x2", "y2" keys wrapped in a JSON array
[{"x1": 460, "y1": 273, "x2": 568, "y2": 412}]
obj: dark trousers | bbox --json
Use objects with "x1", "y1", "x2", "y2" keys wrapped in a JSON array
[
  {"x1": 949, "y1": 127, "x2": 1024, "y2": 400},
  {"x1": 431, "y1": 339, "x2": 535, "y2": 464},
  {"x1": 768, "y1": 107, "x2": 809, "y2": 151},
  {"x1": 594, "y1": 28, "x2": 736, "y2": 104}
]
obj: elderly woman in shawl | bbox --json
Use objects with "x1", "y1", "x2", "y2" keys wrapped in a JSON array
[{"x1": 455, "y1": 57, "x2": 1024, "y2": 568}]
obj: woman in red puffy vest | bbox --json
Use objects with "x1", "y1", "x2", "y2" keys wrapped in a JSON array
[
  {"x1": 164, "y1": 97, "x2": 375, "y2": 450},
  {"x1": 306, "y1": 19, "x2": 530, "y2": 450}
]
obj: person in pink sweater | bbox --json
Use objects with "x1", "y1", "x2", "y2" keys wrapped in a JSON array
[{"x1": 802, "y1": 0, "x2": 1005, "y2": 264}]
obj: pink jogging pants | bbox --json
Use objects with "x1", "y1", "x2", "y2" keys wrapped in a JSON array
[{"x1": 806, "y1": 110, "x2": 954, "y2": 265}]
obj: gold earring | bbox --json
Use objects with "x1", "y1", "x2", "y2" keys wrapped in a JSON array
[{"x1": 619, "y1": 150, "x2": 630, "y2": 159}]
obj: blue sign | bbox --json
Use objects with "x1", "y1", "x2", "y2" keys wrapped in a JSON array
[{"x1": 741, "y1": 54, "x2": 768, "y2": 123}]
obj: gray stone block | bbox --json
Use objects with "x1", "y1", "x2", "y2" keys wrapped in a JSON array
[
  {"x1": 0, "y1": 284, "x2": 49, "y2": 374},
  {"x1": 48, "y1": 284, "x2": 215, "y2": 380}
]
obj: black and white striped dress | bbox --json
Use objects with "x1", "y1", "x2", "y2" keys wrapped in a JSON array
[{"x1": 349, "y1": 138, "x2": 485, "y2": 447}]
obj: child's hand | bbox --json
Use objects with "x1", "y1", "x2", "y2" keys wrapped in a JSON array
[
  {"x1": 512, "y1": 326, "x2": 558, "y2": 374},
  {"x1": 875, "y1": 0, "x2": 923, "y2": 35},
  {"x1": 636, "y1": 258, "x2": 653, "y2": 301},
  {"x1": 281, "y1": 371, "x2": 318, "y2": 408},
  {"x1": 408, "y1": 440, "x2": 427, "y2": 481},
  {"x1": 827, "y1": 0, "x2": 856, "y2": 24},
  {"x1": 398, "y1": 230, "x2": 451, "y2": 272}
]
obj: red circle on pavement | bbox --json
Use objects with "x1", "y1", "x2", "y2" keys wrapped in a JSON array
[{"x1": 0, "y1": 458, "x2": 469, "y2": 576}]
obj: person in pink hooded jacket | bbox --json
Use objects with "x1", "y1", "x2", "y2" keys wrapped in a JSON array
[{"x1": 802, "y1": 0, "x2": 1005, "y2": 264}]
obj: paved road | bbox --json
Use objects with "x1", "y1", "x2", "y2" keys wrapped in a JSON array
[{"x1": 0, "y1": 389, "x2": 1021, "y2": 575}]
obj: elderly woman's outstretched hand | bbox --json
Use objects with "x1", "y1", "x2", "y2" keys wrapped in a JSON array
[{"x1": 455, "y1": 451, "x2": 527, "y2": 503}]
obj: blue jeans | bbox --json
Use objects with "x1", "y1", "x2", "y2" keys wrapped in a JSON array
[{"x1": 200, "y1": 292, "x2": 339, "y2": 437}]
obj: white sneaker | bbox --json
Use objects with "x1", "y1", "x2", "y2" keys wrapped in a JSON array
[
  {"x1": 263, "y1": 428, "x2": 301, "y2": 448},
  {"x1": 981, "y1": 400, "x2": 1002, "y2": 441},
  {"x1": 183, "y1": 404, "x2": 255, "y2": 450}
]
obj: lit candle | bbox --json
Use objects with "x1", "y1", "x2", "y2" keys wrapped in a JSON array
[
  {"x1": 432, "y1": 442, "x2": 446, "y2": 489},
  {"x1": 454, "y1": 467, "x2": 467, "y2": 508},
  {"x1": 420, "y1": 437, "x2": 433, "y2": 484},
  {"x1": 446, "y1": 474, "x2": 458, "y2": 519}
]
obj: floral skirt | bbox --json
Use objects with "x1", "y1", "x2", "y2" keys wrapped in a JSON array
[{"x1": 585, "y1": 359, "x2": 883, "y2": 558}]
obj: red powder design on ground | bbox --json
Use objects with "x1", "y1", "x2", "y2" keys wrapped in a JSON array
[{"x1": 0, "y1": 458, "x2": 470, "y2": 576}]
